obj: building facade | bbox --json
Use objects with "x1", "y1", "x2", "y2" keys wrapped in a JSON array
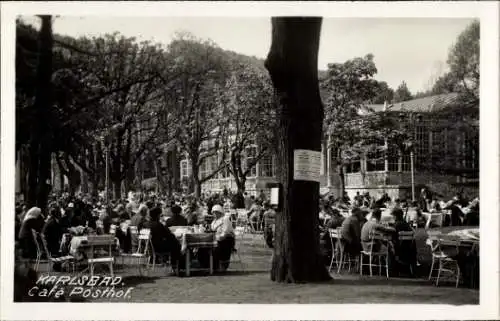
[{"x1": 178, "y1": 93, "x2": 478, "y2": 201}]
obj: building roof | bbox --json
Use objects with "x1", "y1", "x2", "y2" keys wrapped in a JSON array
[{"x1": 363, "y1": 93, "x2": 460, "y2": 114}]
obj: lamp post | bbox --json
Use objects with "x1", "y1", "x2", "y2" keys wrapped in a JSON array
[
  {"x1": 99, "y1": 135, "x2": 109, "y2": 204},
  {"x1": 105, "y1": 146, "x2": 109, "y2": 203},
  {"x1": 409, "y1": 143, "x2": 415, "y2": 202},
  {"x1": 153, "y1": 147, "x2": 162, "y2": 195},
  {"x1": 400, "y1": 112, "x2": 418, "y2": 202}
]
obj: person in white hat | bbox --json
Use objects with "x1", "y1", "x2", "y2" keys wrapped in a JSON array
[{"x1": 201, "y1": 204, "x2": 235, "y2": 271}]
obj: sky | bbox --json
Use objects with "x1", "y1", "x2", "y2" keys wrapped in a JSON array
[{"x1": 21, "y1": 16, "x2": 474, "y2": 93}]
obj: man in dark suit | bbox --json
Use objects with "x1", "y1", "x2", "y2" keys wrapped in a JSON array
[{"x1": 144, "y1": 207, "x2": 182, "y2": 268}]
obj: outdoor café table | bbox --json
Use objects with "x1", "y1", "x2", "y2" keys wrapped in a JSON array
[{"x1": 169, "y1": 226, "x2": 217, "y2": 276}]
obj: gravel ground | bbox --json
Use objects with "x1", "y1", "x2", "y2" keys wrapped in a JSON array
[{"x1": 26, "y1": 227, "x2": 479, "y2": 304}]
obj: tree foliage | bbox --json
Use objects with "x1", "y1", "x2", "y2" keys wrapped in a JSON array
[
  {"x1": 219, "y1": 62, "x2": 276, "y2": 194},
  {"x1": 446, "y1": 20, "x2": 479, "y2": 101},
  {"x1": 165, "y1": 33, "x2": 232, "y2": 198},
  {"x1": 393, "y1": 81, "x2": 413, "y2": 103}
]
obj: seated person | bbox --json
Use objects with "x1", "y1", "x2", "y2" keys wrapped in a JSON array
[
  {"x1": 262, "y1": 202, "x2": 276, "y2": 248},
  {"x1": 428, "y1": 197, "x2": 442, "y2": 213},
  {"x1": 463, "y1": 201, "x2": 479, "y2": 226},
  {"x1": 198, "y1": 205, "x2": 235, "y2": 272},
  {"x1": 165, "y1": 205, "x2": 188, "y2": 227},
  {"x1": 185, "y1": 202, "x2": 200, "y2": 226},
  {"x1": 339, "y1": 207, "x2": 366, "y2": 257},
  {"x1": 247, "y1": 200, "x2": 263, "y2": 231},
  {"x1": 360, "y1": 208, "x2": 395, "y2": 254},
  {"x1": 18, "y1": 207, "x2": 45, "y2": 260},
  {"x1": 144, "y1": 207, "x2": 181, "y2": 268},
  {"x1": 130, "y1": 204, "x2": 148, "y2": 230},
  {"x1": 326, "y1": 208, "x2": 345, "y2": 229},
  {"x1": 318, "y1": 203, "x2": 333, "y2": 226},
  {"x1": 375, "y1": 193, "x2": 391, "y2": 208},
  {"x1": 391, "y1": 208, "x2": 417, "y2": 275},
  {"x1": 448, "y1": 201, "x2": 465, "y2": 226},
  {"x1": 406, "y1": 201, "x2": 426, "y2": 228},
  {"x1": 42, "y1": 207, "x2": 65, "y2": 258}
]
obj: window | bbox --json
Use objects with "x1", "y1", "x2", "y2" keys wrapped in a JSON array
[
  {"x1": 388, "y1": 144, "x2": 399, "y2": 172},
  {"x1": 259, "y1": 154, "x2": 274, "y2": 177},
  {"x1": 199, "y1": 156, "x2": 215, "y2": 180},
  {"x1": 180, "y1": 159, "x2": 190, "y2": 179},
  {"x1": 245, "y1": 146, "x2": 257, "y2": 177},
  {"x1": 401, "y1": 152, "x2": 411, "y2": 172},
  {"x1": 366, "y1": 145, "x2": 385, "y2": 172},
  {"x1": 415, "y1": 124, "x2": 429, "y2": 171},
  {"x1": 345, "y1": 158, "x2": 361, "y2": 174},
  {"x1": 463, "y1": 131, "x2": 479, "y2": 171}
]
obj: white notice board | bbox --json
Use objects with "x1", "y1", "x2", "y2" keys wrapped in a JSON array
[
  {"x1": 293, "y1": 149, "x2": 322, "y2": 182},
  {"x1": 270, "y1": 187, "x2": 280, "y2": 205}
]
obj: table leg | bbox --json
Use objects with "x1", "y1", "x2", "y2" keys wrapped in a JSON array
[
  {"x1": 209, "y1": 248, "x2": 213, "y2": 275},
  {"x1": 186, "y1": 250, "x2": 190, "y2": 277}
]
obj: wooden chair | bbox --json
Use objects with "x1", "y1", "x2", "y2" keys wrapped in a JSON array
[
  {"x1": 337, "y1": 228, "x2": 359, "y2": 274},
  {"x1": 129, "y1": 225, "x2": 139, "y2": 252},
  {"x1": 224, "y1": 226, "x2": 245, "y2": 272},
  {"x1": 86, "y1": 235, "x2": 116, "y2": 278},
  {"x1": 395, "y1": 230, "x2": 416, "y2": 276},
  {"x1": 428, "y1": 237, "x2": 460, "y2": 287},
  {"x1": 328, "y1": 228, "x2": 340, "y2": 273},
  {"x1": 359, "y1": 232, "x2": 390, "y2": 278},
  {"x1": 31, "y1": 229, "x2": 49, "y2": 272},
  {"x1": 121, "y1": 228, "x2": 154, "y2": 275}
]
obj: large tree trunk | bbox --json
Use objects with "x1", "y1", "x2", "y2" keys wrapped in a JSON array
[
  {"x1": 28, "y1": 15, "x2": 53, "y2": 211},
  {"x1": 190, "y1": 153, "x2": 201, "y2": 199},
  {"x1": 265, "y1": 17, "x2": 330, "y2": 283}
]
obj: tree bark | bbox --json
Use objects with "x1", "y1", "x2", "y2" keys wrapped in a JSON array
[
  {"x1": 265, "y1": 17, "x2": 330, "y2": 283},
  {"x1": 27, "y1": 15, "x2": 53, "y2": 211}
]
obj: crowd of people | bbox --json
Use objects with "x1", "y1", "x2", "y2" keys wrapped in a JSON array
[
  {"x1": 317, "y1": 188, "x2": 479, "y2": 276},
  {"x1": 14, "y1": 184, "x2": 478, "y2": 278},
  {"x1": 14, "y1": 187, "x2": 276, "y2": 274}
]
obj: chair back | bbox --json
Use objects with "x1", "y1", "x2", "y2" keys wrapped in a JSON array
[
  {"x1": 366, "y1": 231, "x2": 389, "y2": 254},
  {"x1": 129, "y1": 225, "x2": 138, "y2": 235},
  {"x1": 136, "y1": 228, "x2": 151, "y2": 255},
  {"x1": 86, "y1": 234, "x2": 116, "y2": 259},
  {"x1": 236, "y1": 209, "x2": 249, "y2": 225},
  {"x1": 234, "y1": 226, "x2": 246, "y2": 237},
  {"x1": 329, "y1": 228, "x2": 340, "y2": 239},
  {"x1": 184, "y1": 232, "x2": 216, "y2": 249},
  {"x1": 87, "y1": 234, "x2": 116, "y2": 246},
  {"x1": 31, "y1": 229, "x2": 43, "y2": 258},
  {"x1": 398, "y1": 231, "x2": 415, "y2": 241},
  {"x1": 264, "y1": 216, "x2": 275, "y2": 230},
  {"x1": 38, "y1": 233, "x2": 53, "y2": 260}
]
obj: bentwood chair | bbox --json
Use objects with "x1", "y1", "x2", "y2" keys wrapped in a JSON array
[
  {"x1": 31, "y1": 229, "x2": 50, "y2": 272},
  {"x1": 337, "y1": 230, "x2": 359, "y2": 274},
  {"x1": 121, "y1": 228, "x2": 154, "y2": 275},
  {"x1": 328, "y1": 228, "x2": 340, "y2": 273},
  {"x1": 428, "y1": 237, "x2": 460, "y2": 287},
  {"x1": 359, "y1": 232, "x2": 390, "y2": 278}
]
